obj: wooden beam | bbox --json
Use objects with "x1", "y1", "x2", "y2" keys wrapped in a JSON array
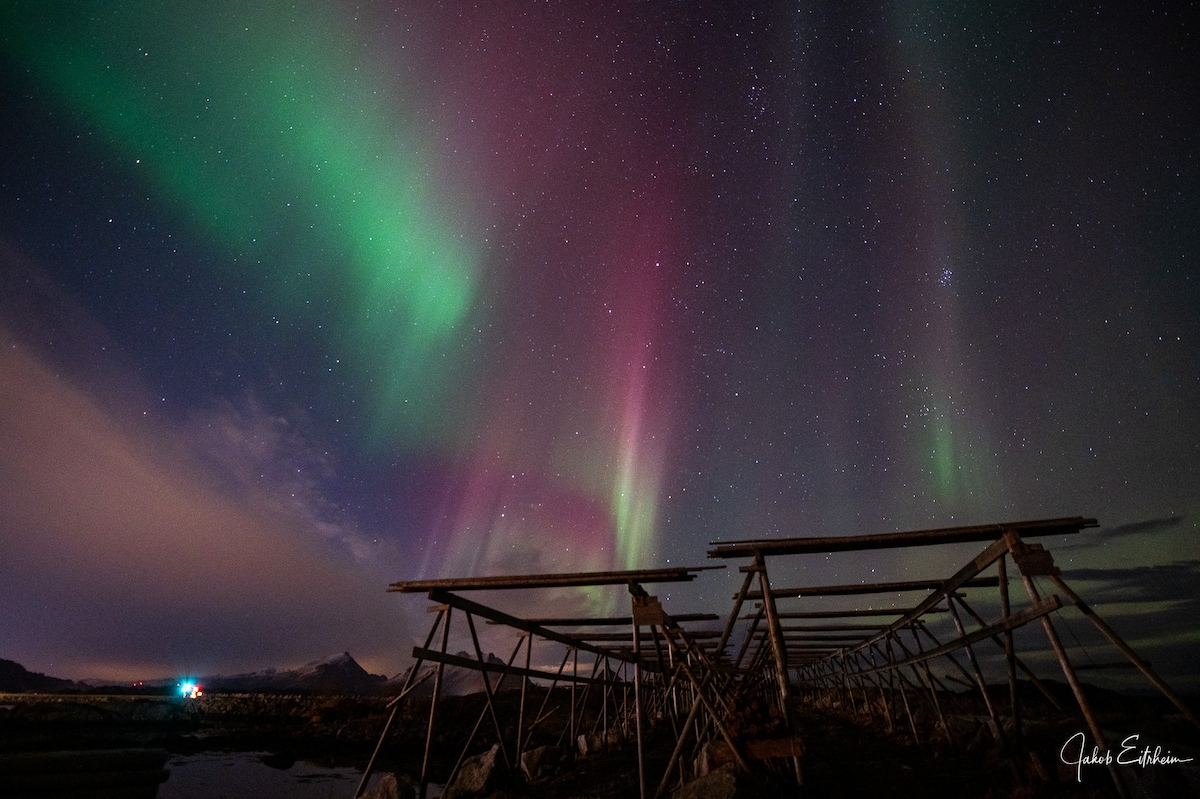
[
  {"x1": 411, "y1": 647, "x2": 623, "y2": 687},
  {"x1": 746, "y1": 608, "x2": 947, "y2": 619},
  {"x1": 843, "y1": 537, "x2": 1013, "y2": 658},
  {"x1": 708, "y1": 517, "x2": 1096, "y2": 559},
  {"x1": 426, "y1": 588, "x2": 639, "y2": 663},
  {"x1": 744, "y1": 576, "x2": 999, "y2": 600},
  {"x1": 505, "y1": 613, "x2": 720, "y2": 627},
  {"x1": 571, "y1": 631, "x2": 723, "y2": 642},
  {"x1": 754, "y1": 632, "x2": 874, "y2": 642},
  {"x1": 777, "y1": 624, "x2": 891, "y2": 632},
  {"x1": 390, "y1": 566, "x2": 723, "y2": 593},
  {"x1": 853, "y1": 596, "x2": 1063, "y2": 676}
]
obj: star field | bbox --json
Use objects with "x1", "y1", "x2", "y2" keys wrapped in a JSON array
[{"x1": 0, "y1": 2, "x2": 1196, "y2": 685}]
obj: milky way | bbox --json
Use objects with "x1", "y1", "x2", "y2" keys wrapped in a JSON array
[{"x1": 0, "y1": 3, "x2": 1196, "y2": 685}]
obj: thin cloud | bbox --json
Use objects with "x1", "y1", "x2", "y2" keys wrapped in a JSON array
[
  {"x1": 1060, "y1": 560, "x2": 1200, "y2": 606},
  {"x1": 1056, "y1": 514, "x2": 1189, "y2": 550},
  {"x1": 1097, "y1": 515, "x2": 1186, "y2": 539},
  {"x1": 183, "y1": 394, "x2": 398, "y2": 566},
  {"x1": 0, "y1": 270, "x2": 409, "y2": 681}
]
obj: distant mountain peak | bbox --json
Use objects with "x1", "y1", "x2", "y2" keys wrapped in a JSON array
[
  {"x1": 0, "y1": 653, "x2": 395, "y2": 696},
  {"x1": 0, "y1": 658, "x2": 78, "y2": 692},
  {"x1": 192, "y1": 652, "x2": 385, "y2": 694},
  {"x1": 299, "y1": 651, "x2": 363, "y2": 672}
]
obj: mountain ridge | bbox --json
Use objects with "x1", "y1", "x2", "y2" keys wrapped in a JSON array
[
  {"x1": 0, "y1": 652, "x2": 524, "y2": 696},
  {"x1": 0, "y1": 659, "x2": 80, "y2": 692},
  {"x1": 181, "y1": 651, "x2": 389, "y2": 695}
]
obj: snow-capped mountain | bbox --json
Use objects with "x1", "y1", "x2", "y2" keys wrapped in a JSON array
[{"x1": 195, "y1": 651, "x2": 388, "y2": 694}]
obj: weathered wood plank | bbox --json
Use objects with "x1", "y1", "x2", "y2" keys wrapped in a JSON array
[{"x1": 708, "y1": 517, "x2": 1095, "y2": 559}]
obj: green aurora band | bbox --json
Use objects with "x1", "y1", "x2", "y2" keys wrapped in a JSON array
[
  {"x1": 2, "y1": 1, "x2": 673, "y2": 574},
  {"x1": 2, "y1": 1, "x2": 479, "y2": 443}
]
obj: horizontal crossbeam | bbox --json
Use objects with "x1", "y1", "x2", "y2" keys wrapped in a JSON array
[
  {"x1": 411, "y1": 647, "x2": 624, "y2": 687},
  {"x1": 391, "y1": 566, "x2": 723, "y2": 593},
  {"x1": 745, "y1": 576, "x2": 998, "y2": 600},
  {"x1": 853, "y1": 596, "x2": 1063, "y2": 676},
  {"x1": 708, "y1": 517, "x2": 1095, "y2": 559}
]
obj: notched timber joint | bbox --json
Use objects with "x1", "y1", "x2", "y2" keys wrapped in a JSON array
[
  {"x1": 632, "y1": 595, "x2": 666, "y2": 626},
  {"x1": 1008, "y1": 538, "x2": 1060, "y2": 577}
]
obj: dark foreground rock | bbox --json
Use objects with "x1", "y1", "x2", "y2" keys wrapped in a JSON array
[
  {"x1": 519, "y1": 744, "x2": 562, "y2": 782},
  {"x1": 3, "y1": 686, "x2": 1196, "y2": 799},
  {"x1": 446, "y1": 743, "x2": 504, "y2": 799},
  {"x1": 363, "y1": 772, "x2": 417, "y2": 799},
  {"x1": 672, "y1": 763, "x2": 780, "y2": 799}
]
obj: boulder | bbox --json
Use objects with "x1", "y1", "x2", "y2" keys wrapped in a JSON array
[
  {"x1": 445, "y1": 744, "x2": 503, "y2": 799},
  {"x1": 576, "y1": 732, "x2": 605, "y2": 757},
  {"x1": 693, "y1": 741, "x2": 713, "y2": 778},
  {"x1": 519, "y1": 745, "x2": 561, "y2": 782},
  {"x1": 673, "y1": 764, "x2": 769, "y2": 799},
  {"x1": 362, "y1": 772, "x2": 416, "y2": 799}
]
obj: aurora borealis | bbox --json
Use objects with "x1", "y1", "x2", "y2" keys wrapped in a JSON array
[{"x1": 1, "y1": 3, "x2": 1197, "y2": 687}]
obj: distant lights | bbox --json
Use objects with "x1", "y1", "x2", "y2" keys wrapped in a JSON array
[{"x1": 179, "y1": 681, "x2": 203, "y2": 699}]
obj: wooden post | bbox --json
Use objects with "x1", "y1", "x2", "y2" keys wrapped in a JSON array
[
  {"x1": 860, "y1": 648, "x2": 892, "y2": 731},
  {"x1": 1048, "y1": 574, "x2": 1200, "y2": 729},
  {"x1": 419, "y1": 606, "x2": 452, "y2": 799},
  {"x1": 1006, "y1": 534, "x2": 1127, "y2": 798},
  {"x1": 571, "y1": 646, "x2": 579, "y2": 744},
  {"x1": 718, "y1": 569, "x2": 757, "y2": 660},
  {"x1": 465, "y1": 612, "x2": 511, "y2": 768},
  {"x1": 953, "y1": 596, "x2": 1064, "y2": 710},
  {"x1": 894, "y1": 627, "x2": 949, "y2": 741},
  {"x1": 523, "y1": 648, "x2": 572, "y2": 752},
  {"x1": 755, "y1": 554, "x2": 791, "y2": 712},
  {"x1": 444, "y1": 635, "x2": 526, "y2": 790},
  {"x1": 997, "y1": 555, "x2": 1022, "y2": 747},
  {"x1": 355, "y1": 608, "x2": 445, "y2": 798},
  {"x1": 516, "y1": 632, "x2": 532, "y2": 767},
  {"x1": 887, "y1": 636, "x2": 920, "y2": 743},
  {"x1": 633, "y1": 605, "x2": 646, "y2": 799},
  {"x1": 734, "y1": 606, "x2": 765, "y2": 671},
  {"x1": 946, "y1": 598, "x2": 1007, "y2": 748}
]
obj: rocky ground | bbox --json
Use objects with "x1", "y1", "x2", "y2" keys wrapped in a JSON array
[{"x1": 2, "y1": 687, "x2": 1198, "y2": 798}]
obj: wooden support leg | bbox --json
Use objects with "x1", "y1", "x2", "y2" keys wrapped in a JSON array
[
  {"x1": 355, "y1": 608, "x2": 445, "y2": 798},
  {"x1": 1049, "y1": 573, "x2": 1200, "y2": 729},
  {"x1": 893, "y1": 628, "x2": 949, "y2": 742},
  {"x1": 632, "y1": 609, "x2": 646, "y2": 799},
  {"x1": 998, "y1": 555, "x2": 1023, "y2": 747},
  {"x1": 444, "y1": 635, "x2": 526, "y2": 790},
  {"x1": 886, "y1": 636, "x2": 920, "y2": 743},
  {"x1": 419, "y1": 606, "x2": 453, "y2": 799},
  {"x1": 465, "y1": 612, "x2": 511, "y2": 768},
  {"x1": 516, "y1": 632, "x2": 532, "y2": 767},
  {"x1": 947, "y1": 598, "x2": 1010, "y2": 752},
  {"x1": 756, "y1": 555, "x2": 791, "y2": 713},
  {"x1": 1011, "y1": 564, "x2": 1128, "y2": 798}
]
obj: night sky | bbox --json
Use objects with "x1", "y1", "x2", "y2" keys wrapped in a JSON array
[{"x1": 1, "y1": 3, "x2": 1197, "y2": 689}]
